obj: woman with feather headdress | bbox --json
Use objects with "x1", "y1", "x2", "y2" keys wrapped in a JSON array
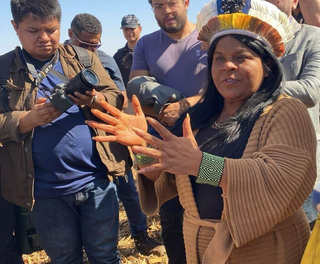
[{"x1": 87, "y1": 0, "x2": 317, "y2": 262}]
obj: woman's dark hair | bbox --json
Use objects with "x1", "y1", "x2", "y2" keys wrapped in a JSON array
[
  {"x1": 11, "y1": 0, "x2": 62, "y2": 26},
  {"x1": 171, "y1": 34, "x2": 283, "y2": 148}
]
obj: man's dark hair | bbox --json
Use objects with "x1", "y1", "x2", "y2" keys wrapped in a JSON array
[
  {"x1": 149, "y1": 0, "x2": 183, "y2": 5},
  {"x1": 71, "y1": 13, "x2": 102, "y2": 35},
  {"x1": 11, "y1": 0, "x2": 61, "y2": 26}
]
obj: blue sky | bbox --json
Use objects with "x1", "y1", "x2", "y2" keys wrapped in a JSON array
[{"x1": 0, "y1": 0, "x2": 209, "y2": 56}]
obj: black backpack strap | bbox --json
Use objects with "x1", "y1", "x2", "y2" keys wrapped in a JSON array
[
  {"x1": 70, "y1": 45, "x2": 91, "y2": 68},
  {"x1": 0, "y1": 50, "x2": 15, "y2": 111}
]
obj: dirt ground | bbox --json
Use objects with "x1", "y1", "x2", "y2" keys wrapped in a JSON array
[{"x1": 22, "y1": 203, "x2": 168, "y2": 264}]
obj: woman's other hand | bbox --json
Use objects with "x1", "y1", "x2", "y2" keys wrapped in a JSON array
[
  {"x1": 132, "y1": 114, "x2": 203, "y2": 176},
  {"x1": 86, "y1": 95, "x2": 148, "y2": 147}
]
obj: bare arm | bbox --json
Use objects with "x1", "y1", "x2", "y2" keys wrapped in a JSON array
[
  {"x1": 298, "y1": 0, "x2": 320, "y2": 26},
  {"x1": 129, "y1": 70, "x2": 149, "y2": 82}
]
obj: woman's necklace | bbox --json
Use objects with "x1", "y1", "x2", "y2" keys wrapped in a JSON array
[
  {"x1": 213, "y1": 112, "x2": 229, "y2": 128},
  {"x1": 213, "y1": 119, "x2": 221, "y2": 128}
]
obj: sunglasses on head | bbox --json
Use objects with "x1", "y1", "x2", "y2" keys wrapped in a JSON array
[{"x1": 73, "y1": 31, "x2": 102, "y2": 50}]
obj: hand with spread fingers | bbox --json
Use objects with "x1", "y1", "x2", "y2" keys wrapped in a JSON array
[
  {"x1": 87, "y1": 94, "x2": 203, "y2": 177},
  {"x1": 132, "y1": 115, "x2": 202, "y2": 176},
  {"x1": 86, "y1": 95, "x2": 148, "y2": 147}
]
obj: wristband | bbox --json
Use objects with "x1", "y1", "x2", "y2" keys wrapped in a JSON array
[
  {"x1": 133, "y1": 145, "x2": 156, "y2": 165},
  {"x1": 178, "y1": 98, "x2": 191, "y2": 115},
  {"x1": 196, "y1": 152, "x2": 225, "y2": 186}
]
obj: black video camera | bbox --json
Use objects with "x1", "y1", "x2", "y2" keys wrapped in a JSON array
[{"x1": 49, "y1": 68, "x2": 100, "y2": 112}]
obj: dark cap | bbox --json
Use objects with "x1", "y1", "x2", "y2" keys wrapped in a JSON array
[{"x1": 121, "y1": 14, "x2": 140, "y2": 29}]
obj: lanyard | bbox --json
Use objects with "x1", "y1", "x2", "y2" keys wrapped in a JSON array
[
  {"x1": 24, "y1": 50, "x2": 60, "y2": 88},
  {"x1": 21, "y1": 50, "x2": 70, "y2": 93}
]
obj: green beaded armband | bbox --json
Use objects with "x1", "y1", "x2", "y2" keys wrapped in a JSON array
[
  {"x1": 133, "y1": 145, "x2": 156, "y2": 165},
  {"x1": 196, "y1": 152, "x2": 225, "y2": 187}
]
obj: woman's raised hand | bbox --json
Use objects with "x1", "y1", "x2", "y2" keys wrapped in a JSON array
[{"x1": 86, "y1": 95, "x2": 148, "y2": 147}]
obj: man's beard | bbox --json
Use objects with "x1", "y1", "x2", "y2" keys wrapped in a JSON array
[{"x1": 156, "y1": 14, "x2": 186, "y2": 34}]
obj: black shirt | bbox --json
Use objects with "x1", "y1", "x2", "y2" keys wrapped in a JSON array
[
  {"x1": 191, "y1": 116, "x2": 259, "y2": 219},
  {"x1": 113, "y1": 43, "x2": 133, "y2": 87}
]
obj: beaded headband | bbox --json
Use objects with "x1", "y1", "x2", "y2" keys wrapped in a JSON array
[{"x1": 197, "y1": 0, "x2": 293, "y2": 57}]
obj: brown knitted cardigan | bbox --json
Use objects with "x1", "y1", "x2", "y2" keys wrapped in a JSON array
[{"x1": 138, "y1": 95, "x2": 317, "y2": 264}]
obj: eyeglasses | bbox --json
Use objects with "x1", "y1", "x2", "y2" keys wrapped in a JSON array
[
  {"x1": 73, "y1": 31, "x2": 102, "y2": 50},
  {"x1": 152, "y1": 0, "x2": 180, "y2": 14}
]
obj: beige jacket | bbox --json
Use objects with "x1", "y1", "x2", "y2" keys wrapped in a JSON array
[{"x1": 138, "y1": 95, "x2": 317, "y2": 263}]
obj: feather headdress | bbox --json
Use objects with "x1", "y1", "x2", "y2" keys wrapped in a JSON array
[{"x1": 197, "y1": 0, "x2": 293, "y2": 57}]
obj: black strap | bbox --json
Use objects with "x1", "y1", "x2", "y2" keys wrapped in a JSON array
[
  {"x1": 0, "y1": 50, "x2": 15, "y2": 111},
  {"x1": 22, "y1": 50, "x2": 73, "y2": 101},
  {"x1": 50, "y1": 69, "x2": 70, "y2": 83},
  {"x1": 25, "y1": 51, "x2": 59, "y2": 87},
  {"x1": 71, "y1": 45, "x2": 91, "y2": 68}
]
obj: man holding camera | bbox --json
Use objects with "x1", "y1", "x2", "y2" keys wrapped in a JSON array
[
  {"x1": 67, "y1": 13, "x2": 129, "y2": 109},
  {"x1": 67, "y1": 13, "x2": 164, "y2": 256},
  {"x1": 0, "y1": 0, "x2": 130, "y2": 263}
]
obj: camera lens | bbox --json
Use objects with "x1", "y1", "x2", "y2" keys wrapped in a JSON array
[
  {"x1": 82, "y1": 69, "x2": 99, "y2": 86},
  {"x1": 65, "y1": 68, "x2": 100, "y2": 95}
]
